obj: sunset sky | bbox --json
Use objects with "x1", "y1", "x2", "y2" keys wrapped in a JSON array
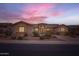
[{"x1": 0, "y1": 3, "x2": 79, "y2": 25}]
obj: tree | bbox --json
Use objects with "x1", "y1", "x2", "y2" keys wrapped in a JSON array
[{"x1": 5, "y1": 30, "x2": 12, "y2": 37}]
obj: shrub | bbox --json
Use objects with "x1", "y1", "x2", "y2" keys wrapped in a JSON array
[
  {"x1": 40, "y1": 37, "x2": 44, "y2": 40},
  {"x1": 17, "y1": 36, "x2": 23, "y2": 40},
  {"x1": 52, "y1": 36, "x2": 57, "y2": 38},
  {"x1": 24, "y1": 33, "x2": 28, "y2": 37},
  {"x1": 33, "y1": 31, "x2": 39, "y2": 37},
  {"x1": 11, "y1": 36, "x2": 16, "y2": 40},
  {"x1": 5, "y1": 30, "x2": 12, "y2": 37}
]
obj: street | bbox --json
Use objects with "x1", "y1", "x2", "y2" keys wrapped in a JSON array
[{"x1": 0, "y1": 43, "x2": 79, "y2": 56}]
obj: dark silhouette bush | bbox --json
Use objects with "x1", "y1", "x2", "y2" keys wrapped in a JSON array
[
  {"x1": 40, "y1": 37, "x2": 44, "y2": 40},
  {"x1": 17, "y1": 36, "x2": 23, "y2": 40},
  {"x1": 33, "y1": 31, "x2": 39, "y2": 37}
]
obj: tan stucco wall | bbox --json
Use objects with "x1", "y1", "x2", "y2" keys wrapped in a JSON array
[{"x1": 12, "y1": 22, "x2": 32, "y2": 38}]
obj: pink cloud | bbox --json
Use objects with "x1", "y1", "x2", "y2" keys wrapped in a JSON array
[
  {"x1": 23, "y1": 16, "x2": 47, "y2": 24},
  {"x1": 21, "y1": 3, "x2": 55, "y2": 23},
  {"x1": 51, "y1": 11, "x2": 63, "y2": 17},
  {"x1": 21, "y1": 3, "x2": 55, "y2": 18}
]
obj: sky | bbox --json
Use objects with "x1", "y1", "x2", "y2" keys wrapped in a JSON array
[{"x1": 0, "y1": 3, "x2": 79, "y2": 25}]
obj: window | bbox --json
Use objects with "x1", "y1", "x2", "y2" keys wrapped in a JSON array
[
  {"x1": 41, "y1": 26, "x2": 44, "y2": 29},
  {"x1": 46, "y1": 28, "x2": 50, "y2": 31},
  {"x1": 61, "y1": 28, "x2": 65, "y2": 32},
  {"x1": 19, "y1": 27, "x2": 25, "y2": 32},
  {"x1": 34, "y1": 28, "x2": 38, "y2": 32}
]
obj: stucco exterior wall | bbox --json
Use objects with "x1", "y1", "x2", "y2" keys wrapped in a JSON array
[{"x1": 12, "y1": 22, "x2": 33, "y2": 38}]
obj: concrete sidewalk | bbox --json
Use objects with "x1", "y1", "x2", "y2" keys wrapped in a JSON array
[{"x1": 0, "y1": 39, "x2": 79, "y2": 44}]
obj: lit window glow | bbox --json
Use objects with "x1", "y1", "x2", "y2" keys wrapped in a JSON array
[
  {"x1": 46, "y1": 28, "x2": 50, "y2": 31},
  {"x1": 60, "y1": 28, "x2": 65, "y2": 32},
  {"x1": 34, "y1": 28, "x2": 38, "y2": 31},
  {"x1": 19, "y1": 27, "x2": 25, "y2": 32}
]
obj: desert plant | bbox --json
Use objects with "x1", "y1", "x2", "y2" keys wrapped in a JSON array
[
  {"x1": 40, "y1": 36, "x2": 44, "y2": 40},
  {"x1": 52, "y1": 36, "x2": 57, "y2": 38},
  {"x1": 17, "y1": 36, "x2": 23, "y2": 40},
  {"x1": 11, "y1": 36, "x2": 16, "y2": 40},
  {"x1": 5, "y1": 30, "x2": 12, "y2": 37},
  {"x1": 32, "y1": 31, "x2": 39, "y2": 37},
  {"x1": 24, "y1": 33, "x2": 28, "y2": 37}
]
